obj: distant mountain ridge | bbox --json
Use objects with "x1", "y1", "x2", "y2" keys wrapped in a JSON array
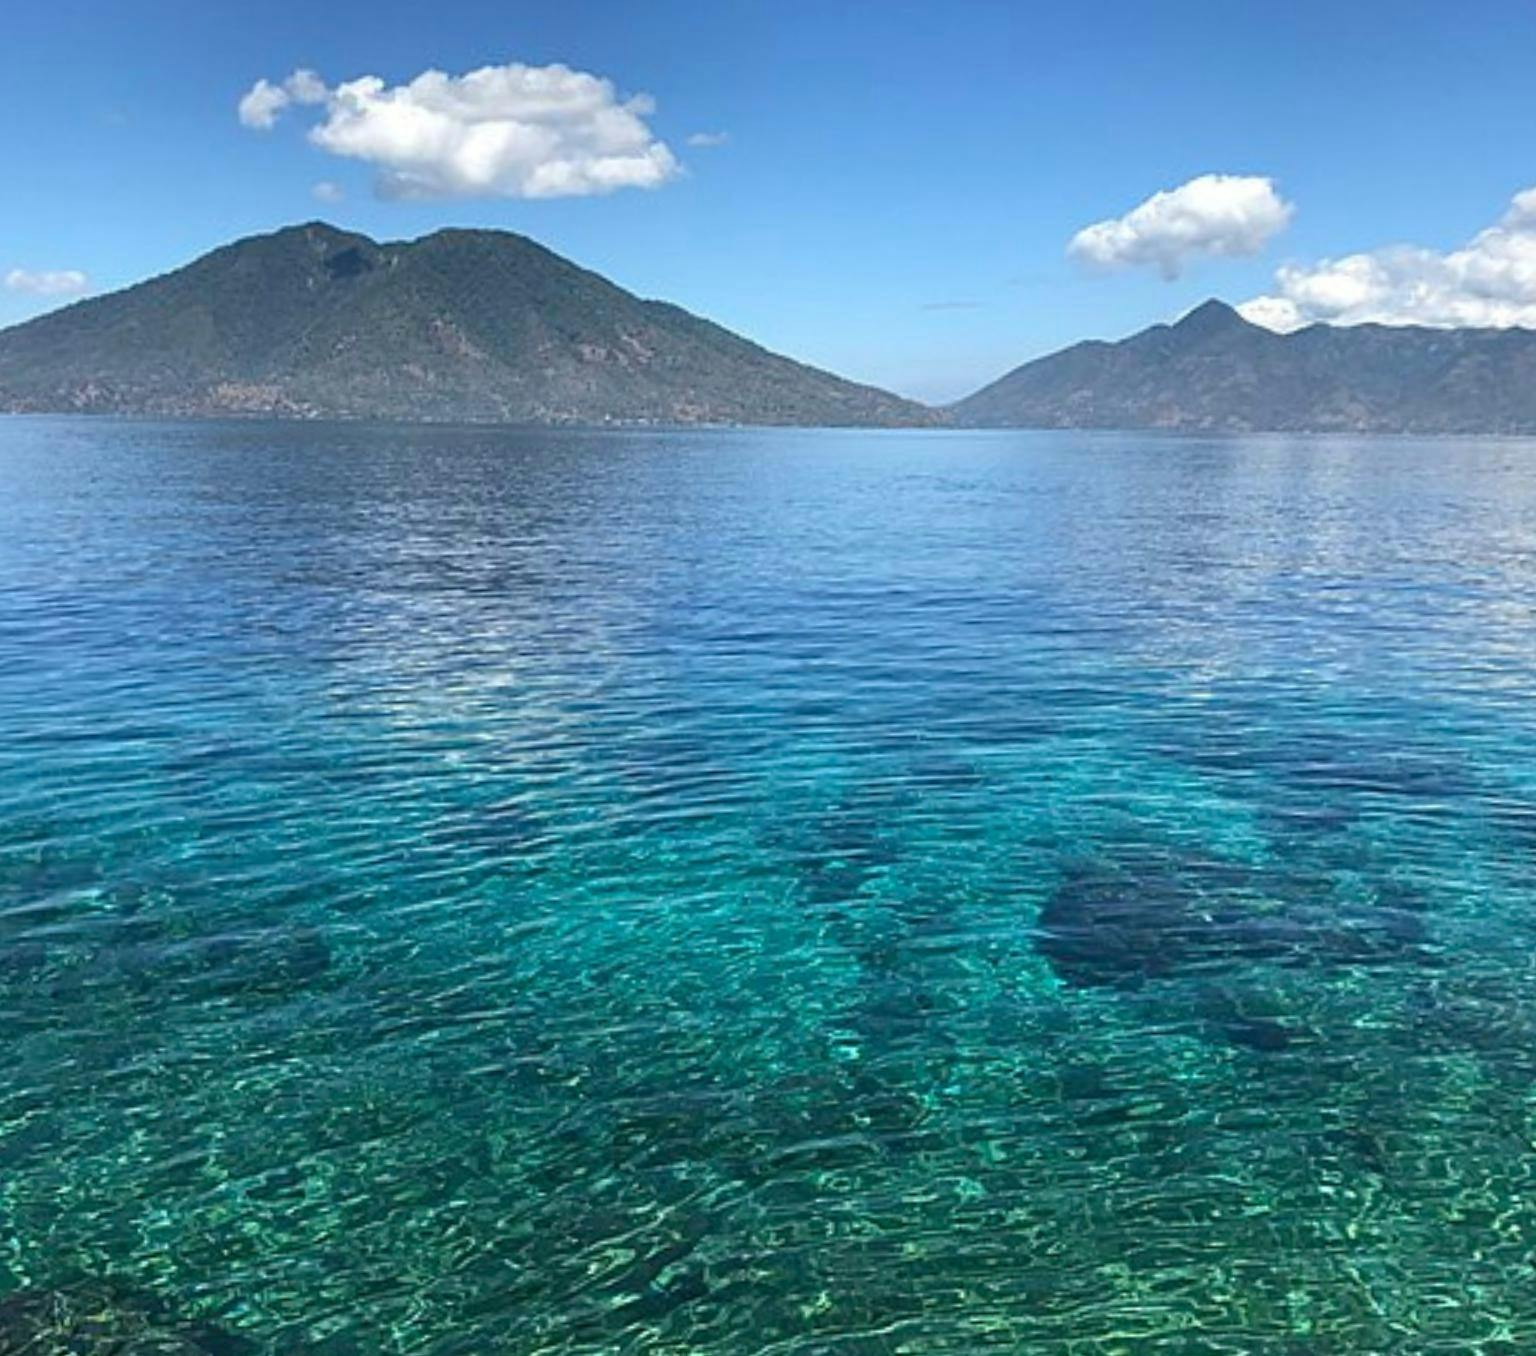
[
  {"x1": 951, "y1": 300, "x2": 1536, "y2": 435},
  {"x1": 7, "y1": 229, "x2": 1536, "y2": 435},
  {"x1": 0, "y1": 223, "x2": 931, "y2": 427}
]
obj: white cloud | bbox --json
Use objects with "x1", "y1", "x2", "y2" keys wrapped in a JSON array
[
  {"x1": 239, "y1": 62, "x2": 679, "y2": 200},
  {"x1": 1240, "y1": 187, "x2": 1536, "y2": 332},
  {"x1": 4, "y1": 268, "x2": 89, "y2": 297},
  {"x1": 686, "y1": 131, "x2": 729, "y2": 148},
  {"x1": 286, "y1": 69, "x2": 328, "y2": 104},
  {"x1": 238, "y1": 81, "x2": 288, "y2": 131},
  {"x1": 237, "y1": 68, "x2": 328, "y2": 130},
  {"x1": 1069, "y1": 174, "x2": 1294, "y2": 280},
  {"x1": 311, "y1": 180, "x2": 345, "y2": 204}
]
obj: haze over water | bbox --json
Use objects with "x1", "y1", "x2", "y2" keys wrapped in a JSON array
[{"x1": 5, "y1": 419, "x2": 1536, "y2": 1353}]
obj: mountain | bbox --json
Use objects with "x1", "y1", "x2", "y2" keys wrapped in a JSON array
[
  {"x1": 0, "y1": 223, "x2": 931, "y2": 427},
  {"x1": 953, "y1": 300, "x2": 1536, "y2": 434}
]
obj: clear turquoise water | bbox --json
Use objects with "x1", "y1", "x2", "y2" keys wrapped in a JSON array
[{"x1": 4, "y1": 420, "x2": 1536, "y2": 1353}]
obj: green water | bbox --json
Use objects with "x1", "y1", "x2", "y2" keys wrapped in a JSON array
[{"x1": 4, "y1": 420, "x2": 1536, "y2": 1353}]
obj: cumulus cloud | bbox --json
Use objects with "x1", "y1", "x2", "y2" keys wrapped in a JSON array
[
  {"x1": 311, "y1": 180, "x2": 345, "y2": 204},
  {"x1": 4, "y1": 268, "x2": 89, "y2": 297},
  {"x1": 1239, "y1": 187, "x2": 1536, "y2": 332},
  {"x1": 1069, "y1": 174, "x2": 1294, "y2": 280},
  {"x1": 237, "y1": 68, "x2": 327, "y2": 130},
  {"x1": 686, "y1": 131, "x2": 729, "y2": 148},
  {"x1": 239, "y1": 62, "x2": 679, "y2": 200}
]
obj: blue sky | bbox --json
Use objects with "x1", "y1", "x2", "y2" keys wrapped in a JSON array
[{"x1": 3, "y1": 0, "x2": 1536, "y2": 401}]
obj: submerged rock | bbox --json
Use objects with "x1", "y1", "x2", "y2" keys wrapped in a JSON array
[
  {"x1": 799, "y1": 832, "x2": 899, "y2": 909},
  {"x1": 1036, "y1": 859, "x2": 1257, "y2": 989},
  {"x1": 1189, "y1": 981, "x2": 1316, "y2": 1053},
  {"x1": 51, "y1": 924, "x2": 333, "y2": 1004},
  {"x1": 1036, "y1": 855, "x2": 1428, "y2": 991},
  {"x1": 0, "y1": 941, "x2": 47, "y2": 980},
  {"x1": 0, "y1": 1286, "x2": 249, "y2": 1356},
  {"x1": 1180, "y1": 729, "x2": 1478, "y2": 803}
]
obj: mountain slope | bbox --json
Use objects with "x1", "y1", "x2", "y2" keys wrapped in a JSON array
[
  {"x1": 953, "y1": 300, "x2": 1536, "y2": 434},
  {"x1": 0, "y1": 223, "x2": 932, "y2": 427}
]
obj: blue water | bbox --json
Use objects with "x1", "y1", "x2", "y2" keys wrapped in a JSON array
[{"x1": 4, "y1": 419, "x2": 1536, "y2": 1353}]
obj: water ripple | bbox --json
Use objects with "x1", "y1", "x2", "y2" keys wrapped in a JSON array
[{"x1": 4, "y1": 422, "x2": 1536, "y2": 1351}]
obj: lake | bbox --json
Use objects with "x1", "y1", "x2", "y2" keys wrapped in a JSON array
[{"x1": 4, "y1": 418, "x2": 1536, "y2": 1353}]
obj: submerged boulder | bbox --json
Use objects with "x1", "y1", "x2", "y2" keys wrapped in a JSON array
[
  {"x1": 0, "y1": 1286, "x2": 248, "y2": 1356},
  {"x1": 1036, "y1": 855, "x2": 1427, "y2": 991},
  {"x1": 78, "y1": 924, "x2": 332, "y2": 1001}
]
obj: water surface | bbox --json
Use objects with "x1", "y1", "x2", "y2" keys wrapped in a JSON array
[{"x1": 4, "y1": 420, "x2": 1536, "y2": 1353}]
